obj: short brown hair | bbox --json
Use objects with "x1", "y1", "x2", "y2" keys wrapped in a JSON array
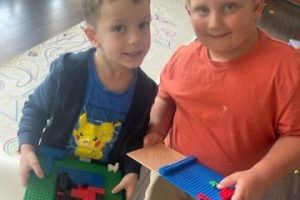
[
  {"x1": 80, "y1": 0, "x2": 149, "y2": 27},
  {"x1": 80, "y1": 0, "x2": 102, "y2": 27}
]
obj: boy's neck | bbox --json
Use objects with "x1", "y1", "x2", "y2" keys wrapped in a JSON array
[
  {"x1": 209, "y1": 29, "x2": 260, "y2": 63},
  {"x1": 94, "y1": 50, "x2": 135, "y2": 93},
  {"x1": 95, "y1": 50, "x2": 133, "y2": 78}
]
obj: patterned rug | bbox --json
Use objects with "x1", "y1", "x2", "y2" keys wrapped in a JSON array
[{"x1": 0, "y1": 0, "x2": 193, "y2": 199}]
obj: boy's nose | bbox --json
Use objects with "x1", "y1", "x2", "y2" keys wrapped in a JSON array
[
  {"x1": 128, "y1": 29, "x2": 142, "y2": 45},
  {"x1": 208, "y1": 12, "x2": 222, "y2": 30}
]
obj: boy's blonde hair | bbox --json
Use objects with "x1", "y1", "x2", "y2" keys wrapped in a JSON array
[
  {"x1": 80, "y1": 0, "x2": 150, "y2": 27},
  {"x1": 80, "y1": 0, "x2": 102, "y2": 27}
]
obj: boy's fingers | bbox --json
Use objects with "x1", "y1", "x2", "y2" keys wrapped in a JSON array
[
  {"x1": 217, "y1": 175, "x2": 236, "y2": 189},
  {"x1": 31, "y1": 161, "x2": 44, "y2": 178},
  {"x1": 111, "y1": 181, "x2": 125, "y2": 194},
  {"x1": 143, "y1": 135, "x2": 154, "y2": 146},
  {"x1": 28, "y1": 153, "x2": 44, "y2": 179},
  {"x1": 143, "y1": 133, "x2": 163, "y2": 147},
  {"x1": 112, "y1": 181, "x2": 134, "y2": 200},
  {"x1": 19, "y1": 166, "x2": 30, "y2": 187}
]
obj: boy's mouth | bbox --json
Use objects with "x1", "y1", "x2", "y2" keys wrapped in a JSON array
[
  {"x1": 124, "y1": 50, "x2": 144, "y2": 58},
  {"x1": 207, "y1": 32, "x2": 229, "y2": 38}
]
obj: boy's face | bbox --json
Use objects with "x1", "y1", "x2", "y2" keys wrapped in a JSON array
[
  {"x1": 87, "y1": 0, "x2": 151, "y2": 69},
  {"x1": 186, "y1": 0, "x2": 264, "y2": 61}
]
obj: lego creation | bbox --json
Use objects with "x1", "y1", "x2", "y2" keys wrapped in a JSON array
[
  {"x1": 159, "y1": 156, "x2": 234, "y2": 200},
  {"x1": 24, "y1": 146, "x2": 123, "y2": 200},
  {"x1": 128, "y1": 144, "x2": 234, "y2": 200},
  {"x1": 54, "y1": 168, "x2": 105, "y2": 200}
]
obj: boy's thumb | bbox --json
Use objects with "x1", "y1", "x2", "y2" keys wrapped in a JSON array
[
  {"x1": 143, "y1": 136, "x2": 154, "y2": 147},
  {"x1": 217, "y1": 176, "x2": 236, "y2": 189},
  {"x1": 111, "y1": 181, "x2": 124, "y2": 194},
  {"x1": 30, "y1": 163, "x2": 44, "y2": 180},
  {"x1": 143, "y1": 133, "x2": 163, "y2": 147}
]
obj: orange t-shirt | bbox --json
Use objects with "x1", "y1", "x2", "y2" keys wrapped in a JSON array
[{"x1": 159, "y1": 31, "x2": 300, "y2": 175}]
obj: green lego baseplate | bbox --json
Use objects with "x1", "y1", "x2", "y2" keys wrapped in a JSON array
[{"x1": 23, "y1": 146, "x2": 123, "y2": 200}]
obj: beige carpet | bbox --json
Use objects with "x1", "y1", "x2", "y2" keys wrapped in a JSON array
[{"x1": 0, "y1": 0, "x2": 193, "y2": 199}]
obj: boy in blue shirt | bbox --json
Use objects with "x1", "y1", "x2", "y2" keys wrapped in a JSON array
[{"x1": 18, "y1": 0, "x2": 156, "y2": 199}]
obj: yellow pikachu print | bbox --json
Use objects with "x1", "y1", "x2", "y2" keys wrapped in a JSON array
[{"x1": 73, "y1": 113, "x2": 121, "y2": 160}]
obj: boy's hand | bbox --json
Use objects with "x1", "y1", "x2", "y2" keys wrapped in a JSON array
[
  {"x1": 111, "y1": 173, "x2": 138, "y2": 200},
  {"x1": 217, "y1": 169, "x2": 267, "y2": 200},
  {"x1": 19, "y1": 144, "x2": 44, "y2": 187},
  {"x1": 143, "y1": 132, "x2": 164, "y2": 147}
]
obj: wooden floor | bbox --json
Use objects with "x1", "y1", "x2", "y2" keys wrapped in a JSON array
[{"x1": 0, "y1": 0, "x2": 83, "y2": 63}]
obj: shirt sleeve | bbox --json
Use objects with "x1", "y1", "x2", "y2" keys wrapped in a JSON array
[
  {"x1": 277, "y1": 51, "x2": 300, "y2": 137},
  {"x1": 18, "y1": 57, "x2": 61, "y2": 149},
  {"x1": 158, "y1": 46, "x2": 186, "y2": 106}
]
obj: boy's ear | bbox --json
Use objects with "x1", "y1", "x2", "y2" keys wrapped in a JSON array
[
  {"x1": 83, "y1": 25, "x2": 100, "y2": 48},
  {"x1": 253, "y1": 0, "x2": 265, "y2": 19}
]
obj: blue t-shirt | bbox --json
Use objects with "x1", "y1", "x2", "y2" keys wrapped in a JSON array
[{"x1": 66, "y1": 52, "x2": 137, "y2": 162}]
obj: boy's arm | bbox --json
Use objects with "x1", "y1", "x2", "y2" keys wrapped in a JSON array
[
  {"x1": 18, "y1": 59, "x2": 62, "y2": 186},
  {"x1": 218, "y1": 135, "x2": 300, "y2": 200},
  {"x1": 114, "y1": 96, "x2": 175, "y2": 198},
  {"x1": 144, "y1": 96, "x2": 176, "y2": 146},
  {"x1": 18, "y1": 58, "x2": 61, "y2": 150},
  {"x1": 251, "y1": 135, "x2": 300, "y2": 186},
  {"x1": 123, "y1": 96, "x2": 175, "y2": 174}
]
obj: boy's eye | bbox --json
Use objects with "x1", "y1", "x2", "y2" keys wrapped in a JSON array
[
  {"x1": 139, "y1": 21, "x2": 150, "y2": 30},
  {"x1": 112, "y1": 25, "x2": 125, "y2": 33},
  {"x1": 193, "y1": 6, "x2": 209, "y2": 17},
  {"x1": 223, "y1": 3, "x2": 238, "y2": 13}
]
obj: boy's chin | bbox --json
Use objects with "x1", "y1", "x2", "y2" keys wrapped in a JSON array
[{"x1": 122, "y1": 60, "x2": 145, "y2": 69}]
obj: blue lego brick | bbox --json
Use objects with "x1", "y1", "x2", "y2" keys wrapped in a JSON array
[
  {"x1": 159, "y1": 156, "x2": 224, "y2": 200},
  {"x1": 43, "y1": 157, "x2": 53, "y2": 176},
  {"x1": 39, "y1": 146, "x2": 66, "y2": 159},
  {"x1": 38, "y1": 146, "x2": 66, "y2": 175},
  {"x1": 58, "y1": 167, "x2": 105, "y2": 188}
]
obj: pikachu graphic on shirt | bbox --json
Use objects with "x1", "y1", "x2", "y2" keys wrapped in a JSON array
[{"x1": 73, "y1": 113, "x2": 121, "y2": 160}]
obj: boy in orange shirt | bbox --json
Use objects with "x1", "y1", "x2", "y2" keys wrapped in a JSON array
[{"x1": 144, "y1": 0, "x2": 300, "y2": 199}]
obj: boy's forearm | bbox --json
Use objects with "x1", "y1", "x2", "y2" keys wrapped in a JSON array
[
  {"x1": 251, "y1": 135, "x2": 300, "y2": 187},
  {"x1": 148, "y1": 97, "x2": 175, "y2": 139}
]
